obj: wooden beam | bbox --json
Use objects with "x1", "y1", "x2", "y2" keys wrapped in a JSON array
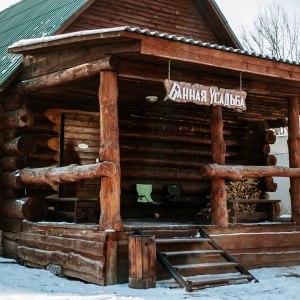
[
  {"x1": 10, "y1": 57, "x2": 119, "y2": 94},
  {"x1": 98, "y1": 71, "x2": 122, "y2": 231},
  {"x1": 117, "y1": 59, "x2": 300, "y2": 96},
  {"x1": 135, "y1": 33, "x2": 300, "y2": 84},
  {"x1": 19, "y1": 162, "x2": 116, "y2": 186},
  {"x1": 288, "y1": 96, "x2": 300, "y2": 223},
  {"x1": 202, "y1": 163, "x2": 300, "y2": 180},
  {"x1": 210, "y1": 106, "x2": 228, "y2": 227}
]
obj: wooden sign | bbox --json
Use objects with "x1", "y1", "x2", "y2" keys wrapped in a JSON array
[{"x1": 164, "y1": 79, "x2": 247, "y2": 111}]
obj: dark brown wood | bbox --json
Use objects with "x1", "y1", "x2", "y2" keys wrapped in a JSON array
[
  {"x1": 19, "y1": 162, "x2": 116, "y2": 186},
  {"x1": 248, "y1": 154, "x2": 277, "y2": 166},
  {"x1": 0, "y1": 197, "x2": 43, "y2": 221},
  {"x1": 202, "y1": 163, "x2": 300, "y2": 180},
  {"x1": 210, "y1": 105, "x2": 228, "y2": 227},
  {"x1": 1, "y1": 170, "x2": 24, "y2": 189},
  {"x1": 104, "y1": 232, "x2": 118, "y2": 285},
  {"x1": 17, "y1": 246, "x2": 104, "y2": 285},
  {"x1": 2, "y1": 94, "x2": 28, "y2": 111},
  {"x1": 1, "y1": 108, "x2": 34, "y2": 129},
  {"x1": 2, "y1": 135, "x2": 36, "y2": 156},
  {"x1": 0, "y1": 104, "x2": 5, "y2": 118},
  {"x1": 99, "y1": 71, "x2": 122, "y2": 231},
  {"x1": 1, "y1": 188, "x2": 26, "y2": 198},
  {"x1": 0, "y1": 156, "x2": 27, "y2": 171},
  {"x1": 128, "y1": 235, "x2": 156, "y2": 289},
  {"x1": 227, "y1": 199, "x2": 281, "y2": 223},
  {"x1": 12, "y1": 57, "x2": 119, "y2": 94},
  {"x1": 265, "y1": 177, "x2": 278, "y2": 192},
  {"x1": 288, "y1": 96, "x2": 300, "y2": 223}
]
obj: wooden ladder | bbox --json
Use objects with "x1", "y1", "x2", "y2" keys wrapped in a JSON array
[{"x1": 134, "y1": 229, "x2": 258, "y2": 292}]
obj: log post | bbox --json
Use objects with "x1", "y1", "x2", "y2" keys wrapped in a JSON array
[
  {"x1": 210, "y1": 105, "x2": 228, "y2": 227},
  {"x1": 288, "y1": 96, "x2": 300, "y2": 223},
  {"x1": 99, "y1": 71, "x2": 122, "y2": 231}
]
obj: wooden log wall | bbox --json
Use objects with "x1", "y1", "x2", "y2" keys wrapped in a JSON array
[
  {"x1": 246, "y1": 121, "x2": 278, "y2": 199},
  {"x1": 42, "y1": 100, "x2": 249, "y2": 219},
  {"x1": 63, "y1": 0, "x2": 219, "y2": 45},
  {"x1": 16, "y1": 221, "x2": 109, "y2": 285},
  {"x1": 0, "y1": 92, "x2": 62, "y2": 258},
  {"x1": 117, "y1": 100, "x2": 248, "y2": 218}
]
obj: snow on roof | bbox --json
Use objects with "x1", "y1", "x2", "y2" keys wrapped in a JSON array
[{"x1": 9, "y1": 26, "x2": 300, "y2": 67}]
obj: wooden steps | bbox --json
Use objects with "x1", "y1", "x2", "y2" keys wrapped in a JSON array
[
  {"x1": 133, "y1": 228, "x2": 258, "y2": 291},
  {"x1": 166, "y1": 274, "x2": 254, "y2": 290},
  {"x1": 173, "y1": 261, "x2": 239, "y2": 271}
]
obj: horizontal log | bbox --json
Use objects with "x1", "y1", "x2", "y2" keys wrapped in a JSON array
[
  {"x1": 12, "y1": 56, "x2": 119, "y2": 94},
  {"x1": 33, "y1": 135, "x2": 58, "y2": 150},
  {"x1": 0, "y1": 197, "x2": 43, "y2": 221},
  {"x1": 0, "y1": 104, "x2": 5, "y2": 118},
  {"x1": 28, "y1": 151, "x2": 59, "y2": 162},
  {"x1": 0, "y1": 156, "x2": 27, "y2": 171},
  {"x1": 44, "y1": 109, "x2": 98, "y2": 124},
  {"x1": 20, "y1": 232, "x2": 105, "y2": 262},
  {"x1": 2, "y1": 239, "x2": 18, "y2": 260},
  {"x1": 1, "y1": 108, "x2": 34, "y2": 129},
  {"x1": 1, "y1": 170, "x2": 24, "y2": 189},
  {"x1": 1, "y1": 188, "x2": 26, "y2": 198},
  {"x1": 0, "y1": 217, "x2": 22, "y2": 233},
  {"x1": 122, "y1": 166, "x2": 203, "y2": 181},
  {"x1": 247, "y1": 130, "x2": 276, "y2": 144},
  {"x1": 202, "y1": 163, "x2": 300, "y2": 180},
  {"x1": 2, "y1": 94, "x2": 28, "y2": 111},
  {"x1": 247, "y1": 154, "x2": 277, "y2": 166},
  {"x1": 2, "y1": 135, "x2": 36, "y2": 156},
  {"x1": 19, "y1": 161, "x2": 116, "y2": 186},
  {"x1": 17, "y1": 246, "x2": 104, "y2": 285},
  {"x1": 246, "y1": 144, "x2": 271, "y2": 156},
  {"x1": 259, "y1": 119, "x2": 287, "y2": 130}
]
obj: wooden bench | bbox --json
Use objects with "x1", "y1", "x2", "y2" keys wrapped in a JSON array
[
  {"x1": 227, "y1": 199, "x2": 281, "y2": 223},
  {"x1": 43, "y1": 197, "x2": 99, "y2": 223}
]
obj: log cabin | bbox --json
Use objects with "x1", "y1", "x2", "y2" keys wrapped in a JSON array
[{"x1": 0, "y1": 0, "x2": 300, "y2": 289}]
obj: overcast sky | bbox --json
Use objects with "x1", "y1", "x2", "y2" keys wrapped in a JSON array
[
  {"x1": 215, "y1": 0, "x2": 300, "y2": 37},
  {"x1": 0, "y1": 0, "x2": 299, "y2": 39}
]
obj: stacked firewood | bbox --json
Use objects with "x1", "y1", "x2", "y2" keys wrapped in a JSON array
[{"x1": 226, "y1": 178, "x2": 260, "y2": 213}]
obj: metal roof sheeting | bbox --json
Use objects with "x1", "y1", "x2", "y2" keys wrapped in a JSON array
[
  {"x1": 10, "y1": 26, "x2": 300, "y2": 67},
  {"x1": 0, "y1": 0, "x2": 90, "y2": 88}
]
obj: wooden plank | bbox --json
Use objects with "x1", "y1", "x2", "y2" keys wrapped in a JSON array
[
  {"x1": 17, "y1": 246, "x2": 105, "y2": 285},
  {"x1": 65, "y1": 0, "x2": 215, "y2": 43},
  {"x1": 135, "y1": 33, "x2": 300, "y2": 86},
  {"x1": 20, "y1": 232, "x2": 105, "y2": 261}
]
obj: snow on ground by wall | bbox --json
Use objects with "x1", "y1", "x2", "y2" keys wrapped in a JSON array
[{"x1": 0, "y1": 257, "x2": 299, "y2": 300}]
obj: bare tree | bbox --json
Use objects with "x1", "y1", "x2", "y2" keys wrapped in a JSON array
[{"x1": 240, "y1": 1, "x2": 300, "y2": 63}]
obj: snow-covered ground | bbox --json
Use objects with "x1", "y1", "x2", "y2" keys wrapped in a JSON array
[{"x1": 0, "y1": 257, "x2": 299, "y2": 300}]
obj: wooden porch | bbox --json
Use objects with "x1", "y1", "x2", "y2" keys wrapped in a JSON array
[{"x1": 4, "y1": 219, "x2": 299, "y2": 286}]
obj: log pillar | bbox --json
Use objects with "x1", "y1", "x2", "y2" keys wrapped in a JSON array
[
  {"x1": 98, "y1": 71, "x2": 122, "y2": 231},
  {"x1": 288, "y1": 96, "x2": 300, "y2": 223},
  {"x1": 210, "y1": 105, "x2": 228, "y2": 227}
]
